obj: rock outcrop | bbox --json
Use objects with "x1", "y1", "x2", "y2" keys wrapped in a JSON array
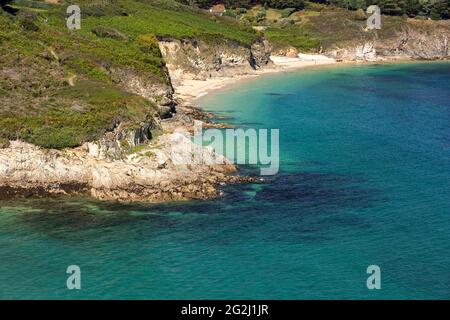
[
  {"x1": 327, "y1": 21, "x2": 449, "y2": 62},
  {"x1": 158, "y1": 38, "x2": 272, "y2": 86},
  {"x1": 0, "y1": 132, "x2": 243, "y2": 202}
]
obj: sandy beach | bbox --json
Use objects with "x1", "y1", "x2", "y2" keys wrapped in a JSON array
[{"x1": 173, "y1": 54, "x2": 337, "y2": 102}]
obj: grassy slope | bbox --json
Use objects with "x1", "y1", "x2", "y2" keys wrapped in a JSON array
[
  {"x1": 242, "y1": 2, "x2": 449, "y2": 52},
  {"x1": 292, "y1": 4, "x2": 403, "y2": 49},
  {"x1": 0, "y1": 0, "x2": 258, "y2": 149},
  {"x1": 1, "y1": 1, "x2": 447, "y2": 149}
]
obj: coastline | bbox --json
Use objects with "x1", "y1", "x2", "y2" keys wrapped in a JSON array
[
  {"x1": 0, "y1": 56, "x2": 337, "y2": 203},
  {"x1": 1, "y1": 56, "x2": 448, "y2": 203},
  {"x1": 173, "y1": 55, "x2": 442, "y2": 105},
  {"x1": 173, "y1": 55, "x2": 338, "y2": 103}
]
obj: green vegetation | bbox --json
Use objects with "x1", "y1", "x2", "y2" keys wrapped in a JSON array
[
  {"x1": 280, "y1": 7, "x2": 297, "y2": 18},
  {"x1": 329, "y1": 0, "x2": 450, "y2": 19},
  {"x1": 0, "y1": 0, "x2": 260, "y2": 149},
  {"x1": 179, "y1": 0, "x2": 450, "y2": 19},
  {"x1": 91, "y1": 26, "x2": 128, "y2": 40},
  {"x1": 77, "y1": 0, "x2": 258, "y2": 45},
  {"x1": 265, "y1": 26, "x2": 320, "y2": 50},
  {"x1": 0, "y1": 0, "x2": 448, "y2": 149},
  {"x1": 0, "y1": 79, "x2": 156, "y2": 149},
  {"x1": 266, "y1": 0, "x2": 305, "y2": 10}
]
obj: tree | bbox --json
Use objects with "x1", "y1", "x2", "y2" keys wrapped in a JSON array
[
  {"x1": 404, "y1": 0, "x2": 421, "y2": 17},
  {"x1": 349, "y1": 0, "x2": 367, "y2": 10},
  {"x1": 0, "y1": 0, "x2": 12, "y2": 6},
  {"x1": 1, "y1": 0, "x2": 17, "y2": 15},
  {"x1": 267, "y1": 0, "x2": 305, "y2": 10},
  {"x1": 255, "y1": 9, "x2": 266, "y2": 22},
  {"x1": 430, "y1": 0, "x2": 450, "y2": 20},
  {"x1": 419, "y1": 0, "x2": 433, "y2": 17},
  {"x1": 329, "y1": 0, "x2": 366, "y2": 10},
  {"x1": 378, "y1": 0, "x2": 405, "y2": 16},
  {"x1": 177, "y1": 0, "x2": 450, "y2": 19}
]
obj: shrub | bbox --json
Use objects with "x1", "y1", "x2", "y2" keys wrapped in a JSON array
[
  {"x1": 137, "y1": 34, "x2": 162, "y2": 57},
  {"x1": 278, "y1": 18, "x2": 294, "y2": 28},
  {"x1": 256, "y1": 10, "x2": 266, "y2": 23},
  {"x1": 81, "y1": 2, "x2": 128, "y2": 17},
  {"x1": 281, "y1": 8, "x2": 296, "y2": 18},
  {"x1": 223, "y1": 10, "x2": 237, "y2": 18},
  {"x1": 20, "y1": 18, "x2": 38, "y2": 31},
  {"x1": 267, "y1": 0, "x2": 305, "y2": 10},
  {"x1": 235, "y1": 7, "x2": 248, "y2": 15},
  {"x1": 92, "y1": 26, "x2": 127, "y2": 40},
  {"x1": 241, "y1": 14, "x2": 255, "y2": 23},
  {"x1": 355, "y1": 8, "x2": 366, "y2": 20}
]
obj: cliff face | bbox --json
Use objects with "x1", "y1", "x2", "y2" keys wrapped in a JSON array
[
  {"x1": 159, "y1": 38, "x2": 273, "y2": 86},
  {"x1": 114, "y1": 65, "x2": 178, "y2": 120},
  {"x1": 378, "y1": 23, "x2": 449, "y2": 60},
  {"x1": 326, "y1": 21, "x2": 450, "y2": 62},
  {"x1": 0, "y1": 135, "x2": 240, "y2": 202},
  {"x1": 159, "y1": 22, "x2": 449, "y2": 78}
]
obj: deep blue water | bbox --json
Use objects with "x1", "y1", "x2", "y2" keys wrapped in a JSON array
[{"x1": 1, "y1": 62, "x2": 450, "y2": 299}]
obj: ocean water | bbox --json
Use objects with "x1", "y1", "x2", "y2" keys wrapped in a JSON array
[{"x1": 1, "y1": 62, "x2": 450, "y2": 299}]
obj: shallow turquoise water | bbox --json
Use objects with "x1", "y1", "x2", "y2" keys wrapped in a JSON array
[{"x1": 1, "y1": 62, "x2": 450, "y2": 299}]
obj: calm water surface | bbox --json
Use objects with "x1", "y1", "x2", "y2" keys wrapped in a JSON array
[{"x1": 1, "y1": 62, "x2": 450, "y2": 299}]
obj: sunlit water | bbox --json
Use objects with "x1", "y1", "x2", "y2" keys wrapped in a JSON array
[{"x1": 1, "y1": 62, "x2": 450, "y2": 299}]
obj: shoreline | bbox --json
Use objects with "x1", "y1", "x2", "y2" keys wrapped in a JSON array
[
  {"x1": 173, "y1": 55, "x2": 338, "y2": 104},
  {"x1": 1, "y1": 57, "x2": 448, "y2": 204},
  {"x1": 174, "y1": 56, "x2": 450, "y2": 105}
]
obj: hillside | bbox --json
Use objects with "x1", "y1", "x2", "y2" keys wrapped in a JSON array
[
  {"x1": 0, "y1": 0, "x2": 448, "y2": 148},
  {"x1": 1, "y1": 0, "x2": 449, "y2": 150},
  {"x1": 0, "y1": 0, "x2": 259, "y2": 149},
  {"x1": 0, "y1": 0, "x2": 449, "y2": 202}
]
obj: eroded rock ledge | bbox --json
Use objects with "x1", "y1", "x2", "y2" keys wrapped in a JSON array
[{"x1": 0, "y1": 128, "x2": 254, "y2": 202}]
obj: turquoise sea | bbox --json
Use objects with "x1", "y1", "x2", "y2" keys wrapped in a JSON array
[{"x1": 1, "y1": 62, "x2": 450, "y2": 299}]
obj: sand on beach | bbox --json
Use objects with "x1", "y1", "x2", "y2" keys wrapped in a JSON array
[{"x1": 173, "y1": 54, "x2": 337, "y2": 102}]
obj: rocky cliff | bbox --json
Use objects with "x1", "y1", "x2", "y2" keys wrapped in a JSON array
[
  {"x1": 159, "y1": 37, "x2": 273, "y2": 86},
  {"x1": 0, "y1": 133, "x2": 244, "y2": 202},
  {"x1": 326, "y1": 20, "x2": 450, "y2": 62}
]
